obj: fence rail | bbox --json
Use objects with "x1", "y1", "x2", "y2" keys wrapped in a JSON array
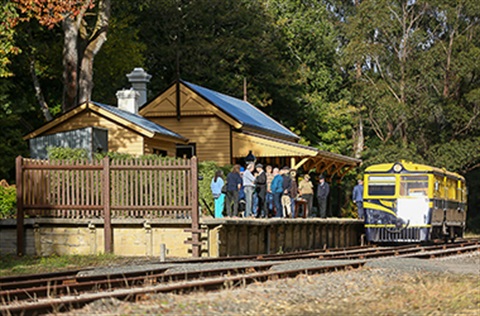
[{"x1": 16, "y1": 156, "x2": 201, "y2": 257}]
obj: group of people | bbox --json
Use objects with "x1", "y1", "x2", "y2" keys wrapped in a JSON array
[{"x1": 210, "y1": 162, "x2": 351, "y2": 219}]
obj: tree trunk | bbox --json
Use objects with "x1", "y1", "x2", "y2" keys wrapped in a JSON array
[
  {"x1": 353, "y1": 115, "x2": 364, "y2": 159},
  {"x1": 78, "y1": 0, "x2": 110, "y2": 104},
  {"x1": 30, "y1": 59, "x2": 52, "y2": 121},
  {"x1": 62, "y1": 17, "x2": 79, "y2": 112}
]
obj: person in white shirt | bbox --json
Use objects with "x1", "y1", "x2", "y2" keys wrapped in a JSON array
[{"x1": 242, "y1": 163, "x2": 256, "y2": 217}]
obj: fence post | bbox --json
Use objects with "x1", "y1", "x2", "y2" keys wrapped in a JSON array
[
  {"x1": 16, "y1": 156, "x2": 24, "y2": 256},
  {"x1": 191, "y1": 157, "x2": 200, "y2": 257},
  {"x1": 103, "y1": 156, "x2": 112, "y2": 253}
]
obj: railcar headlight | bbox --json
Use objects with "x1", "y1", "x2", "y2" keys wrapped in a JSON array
[{"x1": 393, "y1": 163, "x2": 403, "y2": 173}]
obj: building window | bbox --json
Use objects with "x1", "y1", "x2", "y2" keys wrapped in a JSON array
[
  {"x1": 153, "y1": 148, "x2": 167, "y2": 156},
  {"x1": 176, "y1": 143, "x2": 196, "y2": 159}
]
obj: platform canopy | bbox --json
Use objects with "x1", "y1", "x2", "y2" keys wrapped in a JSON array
[{"x1": 232, "y1": 131, "x2": 361, "y2": 179}]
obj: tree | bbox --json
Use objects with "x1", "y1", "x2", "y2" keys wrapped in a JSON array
[
  {"x1": 137, "y1": 0, "x2": 299, "y2": 127},
  {"x1": 13, "y1": 0, "x2": 110, "y2": 112},
  {"x1": 266, "y1": 0, "x2": 357, "y2": 155},
  {"x1": 0, "y1": 1, "x2": 20, "y2": 77}
]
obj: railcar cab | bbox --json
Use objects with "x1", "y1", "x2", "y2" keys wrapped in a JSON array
[{"x1": 363, "y1": 161, "x2": 466, "y2": 243}]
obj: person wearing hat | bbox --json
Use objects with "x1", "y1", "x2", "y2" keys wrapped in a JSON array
[
  {"x1": 254, "y1": 163, "x2": 267, "y2": 218},
  {"x1": 353, "y1": 179, "x2": 364, "y2": 220},
  {"x1": 298, "y1": 173, "x2": 314, "y2": 217},
  {"x1": 316, "y1": 174, "x2": 330, "y2": 218}
]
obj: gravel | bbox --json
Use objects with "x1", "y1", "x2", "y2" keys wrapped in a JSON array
[{"x1": 61, "y1": 251, "x2": 480, "y2": 316}]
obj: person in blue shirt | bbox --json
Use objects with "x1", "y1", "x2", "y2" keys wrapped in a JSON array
[
  {"x1": 352, "y1": 179, "x2": 364, "y2": 220},
  {"x1": 210, "y1": 170, "x2": 225, "y2": 218},
  {"x1": 270, "y1": 167, "x2": 285, "y2": 218}
]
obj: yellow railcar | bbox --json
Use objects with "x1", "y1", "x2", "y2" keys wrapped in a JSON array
[{"x1": 364, "y1": 161, "x2": 467, "y2": 242}]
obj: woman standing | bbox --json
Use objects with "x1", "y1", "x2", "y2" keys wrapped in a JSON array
[{"x1": 210, "y1": 170, "x2": 225, "y2": 218}]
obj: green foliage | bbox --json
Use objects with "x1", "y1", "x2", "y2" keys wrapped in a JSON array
[
  {"x1": 0, "y1": 185, "x2": 16, "y2": 219},
  {"x1": 198, "y1": 161, "x2": 230, "y2": 216},
  {"x1": 0, "y1": 80, "x2": 30, "y2": 181},
  {"x1": 1, "y1": 0, "x2": 479, "y2": 222},
  {"x1": 0, "y1": 1, "x2": 20, "y2": 77},
  {"x1": 47, "y1": 146, "x2": 90, "y2": 160},
  {"x1": 137, "y1": 0, "x2": 300, "y2": 128}
]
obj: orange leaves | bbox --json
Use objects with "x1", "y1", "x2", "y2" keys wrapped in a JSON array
[{"x1": 12, "y1": 0, "x2": 96, "y2": 28}]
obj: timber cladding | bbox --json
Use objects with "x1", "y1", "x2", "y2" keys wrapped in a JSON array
[
  {"x1": 149, "y1": 116, "x2": 231, "y2": 165},
  {"x1": 142, "y1": 82, "x2": 232, "y2": 165}
]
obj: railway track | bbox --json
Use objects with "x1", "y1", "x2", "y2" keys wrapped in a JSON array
[{"x1": 1, "y1": 239, "x2": 478, "y2": 316}]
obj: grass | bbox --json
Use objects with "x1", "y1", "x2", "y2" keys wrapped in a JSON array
[
  {"x1": 331, "y1": 273, "x2": 480, "y2": 315},
  {"x1": 0, "y1": 253, "x2": 129, "y2": 277},
  {"x1": 121, "y1": 268, "x2": 480, "y2": 315}
]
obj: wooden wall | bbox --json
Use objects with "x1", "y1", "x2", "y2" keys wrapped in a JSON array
[
  {"x1": 143, "y1": 84, "x2": 232, "y2": 165},
  {"x1": 144, "y1": 137, "x2": 177, "y2": 156},
  {"x1": 149, "y1": 116, "x2": 231, "y2": 165},
  {"x1": 46, "y1": 110, "x2": 145, "y2": 156}
]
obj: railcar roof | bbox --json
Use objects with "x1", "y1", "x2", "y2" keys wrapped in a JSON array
[{"x1": 365, "y1": 161, "x2": 464, "y2": 180}]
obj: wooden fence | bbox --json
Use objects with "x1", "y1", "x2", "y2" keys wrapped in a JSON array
[{"x1": 15, "y1": 156, "x2": 201, "y2": 256}]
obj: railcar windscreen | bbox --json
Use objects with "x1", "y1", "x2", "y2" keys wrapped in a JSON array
[
  {"x1": 400, "y1": 175, "x2": 429, "y2": 197},
  {"x1": 368, "y1": 176, "x2": 396, "y2": 196}
]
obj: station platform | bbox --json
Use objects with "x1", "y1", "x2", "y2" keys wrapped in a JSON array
[{"x1": 0, "y1": 217, "x2": 364, "y2": 257}]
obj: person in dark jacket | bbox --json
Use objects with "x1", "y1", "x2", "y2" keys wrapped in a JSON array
[
  {"x1": 225, "y1": 164, "x2": 242, "y2": 217},
  {"x1": 254, "y1": 164, "x2": 267, "y2": 218},
  {"x1": 352, "y1": 179, "x2": 364, "y2": 219},
  {"x1": 316, "y1": 175, "x2": 330, "y2": 218}
]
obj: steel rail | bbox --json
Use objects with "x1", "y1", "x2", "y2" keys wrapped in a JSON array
[
  {"x1": 2, "y1": 240, "x2": 477, "y2": 292},
  {"x1": 0, "y1": 263, "x2": 275, "y2": 302},
  {"x1": 0, "y1": 261, "x2": 366, "y2": 316}
]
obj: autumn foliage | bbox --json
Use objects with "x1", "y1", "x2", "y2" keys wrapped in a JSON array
[{"x1": 12, "y1": 0, "x2": 95, "y2": 28}]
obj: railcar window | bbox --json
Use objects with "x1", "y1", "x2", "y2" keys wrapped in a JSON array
[
  {"x1": 400, "y1": 175, "x2": 428, "y2": 197},
  {"x1": 368, "y1": 176, "x2": 396, "y2": 196}
]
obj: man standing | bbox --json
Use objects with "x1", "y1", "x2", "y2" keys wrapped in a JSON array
[
  {"x1": 242, "y1": 163, "x2": 255, "y2": 217},
  {"x1": 353, "y1": 179, "x2": 364, "y2": 220},
  {"x1": 254, "y1": 164, "x2": 267, "y2": 218},
  {"x1": 225, "y1": 165, "x2": 242, "y2": 217},
  {"x1": 316, "y1": 175, "x2": 330, "y2": 218}
]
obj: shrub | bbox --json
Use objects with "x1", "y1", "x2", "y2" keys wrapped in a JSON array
[
  {"x1": 47, "y1": 146, "x2": 90, "y2": 160},
  {"x1": 198, "y1": 161, "x2": 231, "y2": 216},
  {"x1": 0, "y1": 185, "x2": 16, "y2": 219}
]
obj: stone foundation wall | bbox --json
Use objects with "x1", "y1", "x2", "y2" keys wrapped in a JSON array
[{"x1": 0, "y1": 218, "x2": 364, "y2": 257}]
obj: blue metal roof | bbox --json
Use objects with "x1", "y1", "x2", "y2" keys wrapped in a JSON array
[
  {"x1": 182, "y1": 81, "x2": 299, "y2": 140},
  {"x1": 92, "y1": 102, "x2": 187, "y2": 141}
]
